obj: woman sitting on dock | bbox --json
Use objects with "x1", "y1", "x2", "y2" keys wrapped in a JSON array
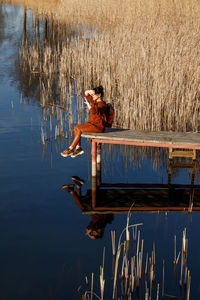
[{"x1": 61, "y1": 86, "x2": 107, "y2": 158}]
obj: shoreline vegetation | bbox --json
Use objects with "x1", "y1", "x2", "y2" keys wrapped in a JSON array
[
  {"x1": 82, "y1": 222, "x2": 191, "y2": 299},
  {"x1": 2, "y1": 0, "x2": 200, "y2": 132}
]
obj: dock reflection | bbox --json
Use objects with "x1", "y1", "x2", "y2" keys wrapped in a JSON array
[
  {"x1": 89, "y1": 155, "x2": 200, "y2": 213},
  {"x1": 90, "y1": 181, "x2": 200, "y2": 213},
  {"x1": 62, "y1": 176, "x2": 200, "y2": 240},
  {"x1": 62, "y1": 157, "x2": 200, "y2": 239}
]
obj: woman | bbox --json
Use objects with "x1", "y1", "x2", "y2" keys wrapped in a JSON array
[{"x1": 61, "y1": 86, "x2": 107, "y2": 158}]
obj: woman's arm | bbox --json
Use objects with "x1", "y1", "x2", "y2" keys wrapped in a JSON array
[
  {"x1": 85, "y1": 90, "x2": 95, "y2": 106},
  {"x1": 85, "y1": 90, "x2": 95, "y2": 96},
  {"x1": 84, "y1": 97, "x2": 91, "y2": 110}
]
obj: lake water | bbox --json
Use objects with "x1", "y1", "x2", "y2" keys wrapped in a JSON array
[{"x1": 0, "y1": 3, "x2": 200, "y2": 299}]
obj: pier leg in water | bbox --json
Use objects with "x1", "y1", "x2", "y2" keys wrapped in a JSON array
[
  {"x1": 92, "y1": 140, "x2": 97, "y2": 210},
  {"x1": 92, "y1": 176, "x2": 97, "y2": 210},
  {"x1": 92, "y1": 140, "x2": 97, "y2": 177},
  {"x1": 97, "y1": 143, "x2": 102, "y2": 187}
]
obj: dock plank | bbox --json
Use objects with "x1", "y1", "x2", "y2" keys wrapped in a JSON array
[{"x1": 82, "y1": 129, "x2": 200, "y2": 149}]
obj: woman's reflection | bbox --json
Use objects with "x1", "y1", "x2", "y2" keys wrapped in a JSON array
[{"x1": 62, "y1": 176, "x2": 114, "y2": 239}]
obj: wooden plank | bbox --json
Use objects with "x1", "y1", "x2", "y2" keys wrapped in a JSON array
[
  {"x1": 82, "y1": 129, "x2": 200, "y2": 149},
  {"x1": 100, "y1": 183, "x2": 200, "y2": 188},
  {"x1": 169, "y1": 149, "x2": 196, "y2": 159},
  {"x1": 82, "y1": 207, "x2": 200, "y2": 213}
]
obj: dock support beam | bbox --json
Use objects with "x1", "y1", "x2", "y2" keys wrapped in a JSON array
[
  {"x1": 91, "y1": 142, "x2": 102, "y2": 209},
  {"x1": 92, "y1": 140, "x2": 97, "y2": 177},
  {"x1": 91, "y1": 141, "x2": 97, "y2": 209},
  {"x1": 97, "y1": 144, "x2": 102, "y2": 186}
]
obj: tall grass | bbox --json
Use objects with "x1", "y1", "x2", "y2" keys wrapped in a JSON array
[
  {"x1": 82, "y1": 224, "x2": 191, "y2": 299},
  {"x1": 17, "y1": 0, "x2": 200, "y2": 132}
]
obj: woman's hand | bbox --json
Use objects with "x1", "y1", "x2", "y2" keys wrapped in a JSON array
[
  {"x1": 85, "y1": 89, "x2": 95, "y2": 96},
  {"x1": 84, "y1": 97, "x2": 91, "y2": 110}
]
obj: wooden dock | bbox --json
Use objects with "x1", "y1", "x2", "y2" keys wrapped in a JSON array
[
  {"x1": 82, "y1": 129, "x2": 200, "y2": 176},
  {"x1": 82, "y1": 129, "x2": 200, "y2": 149}
]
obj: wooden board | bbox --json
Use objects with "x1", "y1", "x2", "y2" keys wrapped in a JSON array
[{"x1": 82, "y1": 129, "x2": 200, "y2": 149}]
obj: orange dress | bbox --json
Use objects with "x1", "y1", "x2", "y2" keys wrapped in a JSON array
[
  {"x1": 86, "y1": 95, "x2": 107, "y2": 130},
  {"x1": 74, "y1": 95, "x2": 107, "y2": 133},
  {"x1": 70, "y1": 95, "x2": 108, "y2": 148}
]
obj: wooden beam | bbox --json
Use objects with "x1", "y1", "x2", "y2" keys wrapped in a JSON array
[
  {"x1": 82, "y1": 129, "x2": 200, "y2": 150},
  {"x1": 169, "y1": 149, "x2": 196, "y2": 159},
  {"x1": 90, "y1": 138, "x2": 200, "y2": 150},
  {"x1": 91, "y1": 140, "x2": 97, "y2": 177}
]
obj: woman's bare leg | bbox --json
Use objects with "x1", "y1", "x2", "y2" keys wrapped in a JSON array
[
  {"x1": 70, "y1": 127, "x2": 81, "y2": 149},
  {"x1": 61, "y1": 122, "x2": 103, "y2": 157}
]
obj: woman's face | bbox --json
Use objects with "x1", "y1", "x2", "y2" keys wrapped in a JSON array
[{"x1": 91, "y1": 91, "x2": 101, "y2": 101}]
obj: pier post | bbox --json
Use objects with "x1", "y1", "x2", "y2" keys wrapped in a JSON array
[
  {"x1": 92, "y1": 140, "x2": 97, "y2": 177},
  {"x1": 92, "y1": 176, "x2": 96, "y2": 210},
  {"x1": 91, "y1": 140, "x2": 98, "y2": 209},
  {"x1": 97, "y1": 143, "x2": 102, "y2": 186}
]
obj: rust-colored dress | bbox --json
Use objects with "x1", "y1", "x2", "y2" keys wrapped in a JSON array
[{"x1": 75, "y1": 94, "x2": 107, "y2": 133}]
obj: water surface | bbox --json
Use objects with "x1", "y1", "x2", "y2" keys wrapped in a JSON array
[{"x1": 0, "y1": 4, "x2": 200, "y2": 299}]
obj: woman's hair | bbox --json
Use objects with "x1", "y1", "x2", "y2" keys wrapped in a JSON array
[{"x1": 93, "y1": 85, "x2": 104, "y2": 98}]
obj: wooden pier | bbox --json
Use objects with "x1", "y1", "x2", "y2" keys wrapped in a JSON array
[{"x1": 82, "y1": 129, "x2": 200, "y2": 177}]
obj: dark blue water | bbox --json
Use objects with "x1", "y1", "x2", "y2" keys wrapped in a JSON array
[{"x1": 0, "y1": 4, "x2": 200, "y2": 299}]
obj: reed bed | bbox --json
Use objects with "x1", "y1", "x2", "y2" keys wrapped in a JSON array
[
  {"x1": 82, "y1": 221, "x2": 191, "y2": 300},
  {"x1": 13, "y1": 0, "x2": 200, "y2": 172},
  {"x1": 17, "y1": 0, "x2": 200, "y2": 132},
  {"x1": 4, "y1": 0, "x2": 200, "y2": 29}
]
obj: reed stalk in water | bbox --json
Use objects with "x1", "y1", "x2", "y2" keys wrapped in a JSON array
[{"x1": 82, "y1": 220, "x2": 192, "y2": 299}]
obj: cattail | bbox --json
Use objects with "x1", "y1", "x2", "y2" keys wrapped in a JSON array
[
  {"x1": 145, "y1": 287, "x2": 149, "y2": 300},
  {"x1": 111, "y1": 230, "x2": 116, "y2": 256},
  {"x1": 131, "y1": 256, "x2": 135, "y2": 293},
  {"x1": 100, "y1": 264, "x2": 105, "y2": 300},
  {"x1": 184, "y1": 266, "x2": 188, "y2": 286},
  {"x1": 113, "y1": 246, "x2": 121, "y2": 300},
  {"x1": 139, "y1": 240, "x2": 144, "y2": 279},
  {"x1": 145, "y1": 253, "x2": 148, "y2": 277},
  {"x1": 85, "y1": 276, "x2": 89, "y2": 288},
  {"x1": 174, "y1": 235, "x2": 176, "y2": 264},
  {"x1": 156, "y1": 284, "x2": 159, "y2": 300},
  {"x1": 186, "y1": 270, "x2": 191, "y2": 300},
  {"x1": 162, "y1": 260, "x2": 165, "y2": 298},
  {"x1": 136, "y1": 231, "x2": 140, "y2": 258},
  {"x1": 182, "y1": 228, "x2": 186, "y2": 254}
]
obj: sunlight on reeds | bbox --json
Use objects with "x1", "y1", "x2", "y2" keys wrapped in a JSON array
[
  {"x1": 17, "y1": 0, "x2": 200, "y2": 133},
  {"x1": 6, "y1": 0, "x2": 198, "y2": 170},
  {"x1": 82, "y1": 223, "x2": 191, "y2": 299}
]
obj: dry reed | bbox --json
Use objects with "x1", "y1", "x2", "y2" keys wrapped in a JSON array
[
  {"x1": 83, "y1": 222, "x2": 192, "y2": 299},
  {"x1": 17, "y1": 0, "x2": 200, "y2": 133}
]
